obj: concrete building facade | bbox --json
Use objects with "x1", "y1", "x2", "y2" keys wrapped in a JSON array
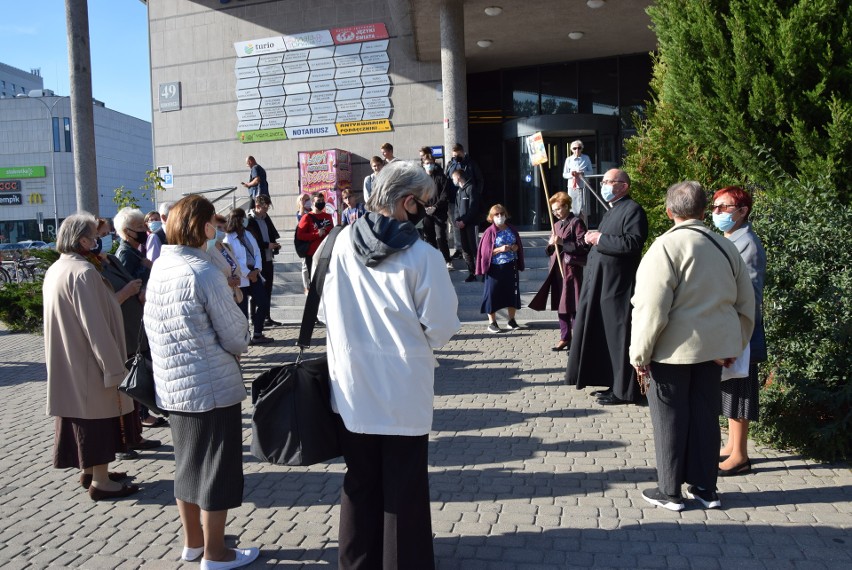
[
  {"x1": 145, "y1": 0, "x2": 656, "y2": 230},
  {"x1": 0, "y1": 92, "x2": 153, "y2": 243},
  {"x1": 0, "y1": 63, "x2": 44, "y2": 100}
]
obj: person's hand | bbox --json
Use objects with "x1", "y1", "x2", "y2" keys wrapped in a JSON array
[
  {"x1": 634, "y1": 364, "x2": 650, "y2": 377},
  {"x1": 456, "y1": 220, "x2": 465, "y2": 229},
  {"x1": 714, "y1": 357, "x2": 737, "y2": 368},
  {"x1": 137, "y1": 288, "x2": 146, "y2": 304},
  {"x1": 270, "y1": 242, "x2": 281, "y2": 251},
  {"x1": 426, "y1": 206, "x2": 436, "y2": 215},
  {"x1": 247, "y1": 270, "x2": 258, "y2": 283},
  {"x1": 241, "y1": 182, "x2": 248, "y2": 187},
  {"x1": 584, "y1": 230, "x2": 601, "y2": 246},
  {"x1": 228, "y1": 275, "x2": 240, "y2": 287},
  {"x1": 125, "y1": 279, "x2": 143, "y2": 296}
]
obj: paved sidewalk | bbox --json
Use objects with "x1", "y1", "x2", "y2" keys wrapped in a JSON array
[{"x1": 0, "y1": 322, "x2": 850, "y2": 569}]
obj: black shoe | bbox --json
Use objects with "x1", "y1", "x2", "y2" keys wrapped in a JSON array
[
  {"x1": 129, "y1": 439, "x2": 162, "y2": 450},
  {"x1": 686, "y1": 485, "x2": 721, "y2": 509},
  {"x1": 590, "y1": 388, "x2": 612, "y2": 397},
  {"x1": 451, "y1": 251, "x2": 463, "y2": 260},
  {"x1": 464, "y1": 274, "x2": 477, "y2": 283},
  {"x1": 597, "y1": 393, "x2": 630, "y2": 406},
  {"x1": 718, "y1": 459, "x2": 751, "y2": 477},
  {"x1": 89, "y1": 483, "x2": 140, "y2": 502},
  {"x1": 115, "y1": 450, "x2": 139, "y2": 461},
  {"x1": 250, "y1": 335, "x2": 274, "y2": 345},
  {"x1": 506, "y1": 319, "x2": 520, "y2": 330},
  {"x1": 141, "y1": 416, "x2": 168, "y2": 428},
  {"x1": 264, "y1": 318, "x2": 283, "y2": 327},
  {"x1": 642, "y1": 488, "x2": 685, "y2": 511}
]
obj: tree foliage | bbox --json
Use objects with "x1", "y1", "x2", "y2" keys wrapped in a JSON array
[{"x1": 624, "y1": 0, "x2": 852, "y2": 461}]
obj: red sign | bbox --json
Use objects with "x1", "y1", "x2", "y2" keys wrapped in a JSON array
[
  {"x1": 331, "y1": 23, "x2": 389, "y2": 45},
  {"x1": 0, "y1": 180, "x2": 21, "y2": 192}
]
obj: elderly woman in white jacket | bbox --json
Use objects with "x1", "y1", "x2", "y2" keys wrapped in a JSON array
[
  {"x1": 144, "y1": 195, "x2": 258, "y2": 569},
  {"x1": 317, "y1": 160, "x2": 461, "y2": 569},
  {"x1": 630, "y1": 181, "x2": 754, "y2": 513}
]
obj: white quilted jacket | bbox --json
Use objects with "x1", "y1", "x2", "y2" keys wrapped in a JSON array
[{"x1": 144, "y1": 245, "x2": 250, "y2": 412}]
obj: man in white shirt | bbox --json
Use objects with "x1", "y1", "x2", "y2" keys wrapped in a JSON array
[
  {"x1": 562, "y1": 140, "x2": 593, "y2": 218},
  {"x1": 362, "y1": 156, "x2": 383, "y2": 203}
]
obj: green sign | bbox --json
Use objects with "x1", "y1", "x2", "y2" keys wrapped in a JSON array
[
  {"x1": 0, "y1": 166, "x2": 46, "y2": 179},
  {"x1": 238, "y1": 129, "x2": 287, "y2": 144}
]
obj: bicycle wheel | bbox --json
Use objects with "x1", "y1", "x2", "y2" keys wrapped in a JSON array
[{"x1": 0, "y1": 266, "x2": 11, "y2": 285}]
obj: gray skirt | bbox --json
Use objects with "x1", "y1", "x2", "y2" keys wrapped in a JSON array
[
  {"x1": 720, "y1": 362, "x2": 760, "y2": 421},
  {"x1": 170, "y1": 403, "x2": 244, "y2": 511}
]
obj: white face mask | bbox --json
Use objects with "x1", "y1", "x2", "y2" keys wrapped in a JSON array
[{"x1": 493, "y1": 215, "x2": 506, "y2": 226}]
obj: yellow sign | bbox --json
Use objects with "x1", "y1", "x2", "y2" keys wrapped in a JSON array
[
  {"x1": 526, "y1": 132, "x2": 548, "y2": 166},
  {"x1": 335, "y1": 119, "x2": 392, "y2": 136},
  {"x1": 28, "y1": 193, "x2": 44, "y2": 204}
]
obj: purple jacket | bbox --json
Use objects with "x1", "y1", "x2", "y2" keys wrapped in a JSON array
[{"x1": 475, "y1": 223, "x2": 525, "y2": 276}]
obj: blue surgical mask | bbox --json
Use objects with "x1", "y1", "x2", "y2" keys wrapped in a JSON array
[
  {"x1": 424, "y1": 163, "x2": 436, "y2": 173},
  {"x1": 713, "y1": 212, "x2": 737, "y2": 232},
  {"x1": 601, "y1": 184, "x2": 615, "y2": 202},
  {"x1": 242, "y1": 217, "x2": 249, "y2": 228},
  {"x1": 100, "y1": 235, "x2": 112, "y2": 253},
  {"x1": 148, "y1": 220, "x2": 163, "y2": 233}
]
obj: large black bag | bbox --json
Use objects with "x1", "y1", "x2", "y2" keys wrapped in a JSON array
[
  {"x1": 119, "y1": 325, "x2": 168, "y2": 417},
  {"x1": 294, "y1": 216, "x2": 312, "y2": 258},
  {"x1": 250, "y1": 226, "x2": 344, "y2": 466}
]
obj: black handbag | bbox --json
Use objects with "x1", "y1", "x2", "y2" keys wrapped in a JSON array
[
  {"x1": 119, "y1": 322, "x2": 168, "y2": 416},
  {"x1": 250, "y1": 226, "x2": 344, "y2": 466}
]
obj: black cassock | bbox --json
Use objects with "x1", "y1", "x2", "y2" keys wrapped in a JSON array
[{"x1": 565, "y1": 196, "x2": 648, "y2": 401}]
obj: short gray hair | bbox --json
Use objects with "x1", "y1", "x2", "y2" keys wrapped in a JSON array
[
  {"x1": 666, "y1": 180, "x2": 707, "y2": 219},
  {"x1": 158, "y1": 201, "x2": 173, "y2": 218},
  {"x1": 366, "y1": 161, "x2": 435, "y2": 213},
  {"x1": 113, "y1": 207, "x2": 145, "y2": 240},
  {"x1": 571, "y1": 139, "x2": 584, "y2": 150},
  {"x1": 56, "y1": 212, "x2": 97, "y2": 254}
]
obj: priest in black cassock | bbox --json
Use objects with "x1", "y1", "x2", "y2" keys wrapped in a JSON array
[{"x1": 565, "y1": 169, "x2": 648, "y2": 405}]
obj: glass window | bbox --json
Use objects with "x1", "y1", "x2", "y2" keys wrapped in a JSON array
[
  {"x1": 540, "y1": 63, "x2": 578, "y2": 115},
  {"x1": 578, "y1": 58, "x2": 619, "y2": 116},
  {"x1": 52, "y1": 117, "x2": 61, "y2": 151},
  {"x1": 503, "y1": 67, "x2": 539, "y2": 118},
  {"x1": 618, "y1": 53, "x2": 653, "y2": 131},
  {"x1": 63, "y1": 118, "x2": 72, "y2": 152}
]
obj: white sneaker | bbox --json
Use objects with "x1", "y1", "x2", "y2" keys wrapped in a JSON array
[
  {"x1": 446, "y1": 261, "x2": 454, "y2": 270},
  {"x1": 200, "y1": 547, "x2": 260, "y2": 570}
]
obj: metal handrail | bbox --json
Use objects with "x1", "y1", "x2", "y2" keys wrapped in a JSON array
[
  {"x1": 581, "y1": 174, "x2": 610, "y2": 210},
  {"x1": 181, "y1": 186, "x2": 246, "y2": 214}
]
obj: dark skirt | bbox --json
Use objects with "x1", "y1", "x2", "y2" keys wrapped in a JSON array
[
  {"x1": 170, "y1": 404, "x2": 244, "y2": 512},
  {"x1": 53, "y1": 411, "x2": 139, "y2": 469},
  {"x1": 480, "y1": 262, "x2": 521, "y2": 314},
  {"x1": 721, "y1": 362, "x2": 760, "y2": 421}
]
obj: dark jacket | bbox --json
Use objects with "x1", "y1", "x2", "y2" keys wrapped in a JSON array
[
  {"x1": 247, "y1": 214, "x2": 280, "y2": 259},
  {"x1": 427, "y1": 170, "x2": 451, "y2": 221},
  {"x1": 454, "y1": 180, "x2": 480, "y2": 226},
  {"x1": 445, "y1": 155, "x2": 484, "y2": 197}
]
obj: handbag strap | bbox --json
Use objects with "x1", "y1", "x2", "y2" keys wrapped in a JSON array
[
  {"x1": 671, "y1": 225, "x2": 735, "y2": 276},
  {"x1": 297, "y1": 225, "x2": 344, "y2": 350}
]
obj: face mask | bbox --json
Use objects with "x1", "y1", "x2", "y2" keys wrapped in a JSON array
[
  {"x1": 90, "y1": 237, "x2": 103, "y2": 255},
  {"x1": 493, "y1": 215, "x2": 506, "y2": 226},
  {"x1": 315, "y1": 200, "x2": 325, "y2": 210},
  {"x1": 407, "y1": 200, "x2": 426, "y2": 226},
  {"x1": 424, "y1": 163, "x2": 436, "y2": 173},
  {"x1": 713, "y1": 212, "x2": 737, "y2": 232},
  {"x1": 132, "y1": 229, "x2": 148, "y2": 243},
  {"x1": 148, "y1": 220, "x2": 163, "y2": 233},
  {"x1": 242, "y1": 217, "x2": 249, "y2": 228},
  {"x1": 100, "y1": 235, "x2": 112, "y2": 253},
  {"x1": 601, "y1": 184, "x2": 615, "y2": 202}
]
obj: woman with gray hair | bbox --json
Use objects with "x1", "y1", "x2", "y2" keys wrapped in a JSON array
[
  {"x1": 629, "y1": 181, "x2": 754, "y2": 511},
  {"x1": 317, "y1": 160, "x2": 461, "y2": 568},
  {"x1": 43, "y1": 212, "x2": 140, "y2": 500},
  {"x1": 114, "y1": 207, "x2": 153, "y2": 283}
]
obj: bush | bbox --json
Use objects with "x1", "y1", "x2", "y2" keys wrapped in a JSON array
[
  {"x1": 752, "y1": 192, "x2": 852, "y2": 461},
  {"x1": 0, "y1": 249, "x2": 58, "y2": 334}
]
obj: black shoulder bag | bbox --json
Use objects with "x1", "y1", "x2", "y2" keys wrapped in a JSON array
[
  {"x1": 119, "y1": 321, "x2": 168, "y2": 416},
  {"x1": 250, "y1": 226, "x2": 344, "y2": 466}
]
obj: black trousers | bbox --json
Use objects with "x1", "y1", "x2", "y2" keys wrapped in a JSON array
[
  {"x1": 647, "y1": 361, "x2": 722, "y2": 496},
  {"x1": 238, "y1": 278, "x2": 267, "y2": 336},
  {"x1": 338, "y1": 429, "x2": 435, "y2": 570},
  {"x1": 422, "y1": 215, "x2": 450, "y2": 262},
  {"x1": 249, "y1": 259, "x2": 274, "y2": 320},
  {"x1": 458, "y1": 223, "x2": 477, "y2": 273}
]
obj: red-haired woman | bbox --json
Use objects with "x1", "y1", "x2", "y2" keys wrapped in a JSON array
[{"x1": 713, "y1": 186, "x2": 766, "y2": 477}]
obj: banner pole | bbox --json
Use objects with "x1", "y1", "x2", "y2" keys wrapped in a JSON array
[{"x1": 539, "y1": 163, "x2": 565, "y2": 280}]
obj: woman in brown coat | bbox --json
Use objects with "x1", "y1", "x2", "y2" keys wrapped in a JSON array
[
  {"x1": 43, "y1": 212, "x2": 140, "y2": 501},
  {"x1": 528, "y1": 192, "x2": 589, "y2": 351}
]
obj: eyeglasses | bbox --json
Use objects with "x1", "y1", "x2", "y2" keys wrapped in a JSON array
[
  {"x1": 711, "y1": 203, "x2": 740, "y2": 212},
  {"x1": 571, "y1": 147, "x2": 582, "y2": 151},
  {"x1": 601, "y1": 179, "x2": 626, "y2": 185}
]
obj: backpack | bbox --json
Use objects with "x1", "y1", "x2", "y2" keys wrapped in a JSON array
[{"x1": 294, "y1": 215, "x2": 312, "y2": 258}]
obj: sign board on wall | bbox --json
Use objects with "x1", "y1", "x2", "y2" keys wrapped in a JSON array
[
  {"x1": 298, "y1": 149, "x2": 352, "y2": 224},
  {"x1": 0, "y1": 195, "x2": 22, "y2": 206},
  {"x1": 234, "y1": 23, "x2": 393, "y2": 143},
  {"x1": 0, "y1": 166, "x2": 45, "y2": 179},
  {"x1": 159, "y1": 82, "x2": 182, "y2": 112},
  {"x1": 0, "y1": 181, "x2": 22, "y2": 192}
]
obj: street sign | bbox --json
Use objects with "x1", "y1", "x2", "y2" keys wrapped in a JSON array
[{"x1": 157, "y1": 165, "x2": 174, "y2": 189}]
